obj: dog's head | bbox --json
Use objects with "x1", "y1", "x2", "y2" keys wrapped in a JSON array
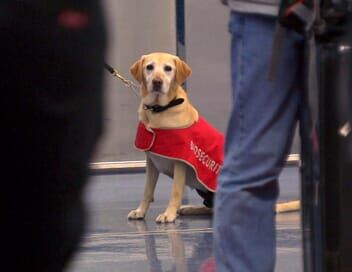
[{"x1": 130, "y1": 52, "x2": 191, "y2": 104}]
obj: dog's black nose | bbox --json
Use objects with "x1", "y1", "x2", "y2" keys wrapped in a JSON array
[{"x1": 152, "y1": 79, "x2": 163, "y2": 92}]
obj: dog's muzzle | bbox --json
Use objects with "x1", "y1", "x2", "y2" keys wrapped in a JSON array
[{"x1": 152, "y1": 79, "x2": 163, "y2": 92}]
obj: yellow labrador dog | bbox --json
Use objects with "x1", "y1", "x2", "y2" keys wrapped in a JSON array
[{"x1": 127, "y1": 52, "x2": 216, "y2": 223}]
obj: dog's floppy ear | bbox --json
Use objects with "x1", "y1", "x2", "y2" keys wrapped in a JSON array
[
  {"x1": 174, "y1": 57, "x2": 192, "y2": 85},
  {"x1": 130, "y1": 56, "x2": 145, "y2": 83}
]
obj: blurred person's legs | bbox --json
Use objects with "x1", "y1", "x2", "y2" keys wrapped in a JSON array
[
  {"x1": 213, "y1": 12, "x2": 304, "y2": 272},
  {"x1": 1, "y1": 1, "x2": 106, "y2": 271}
]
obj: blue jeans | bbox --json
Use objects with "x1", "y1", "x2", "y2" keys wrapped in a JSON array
[{"x1": 213, "y1": 12, "x2": 304, "y2": 272}]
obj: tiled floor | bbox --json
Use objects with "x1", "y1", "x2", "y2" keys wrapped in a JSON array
[{"x1": 67, "y1": 167, "x2": 302, "y2": 272}]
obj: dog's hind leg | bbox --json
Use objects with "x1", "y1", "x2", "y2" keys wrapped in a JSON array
[
  {"x1": 178, "y1": 188, "x2": 213, "y2": 215},
  {"x1": 178, "y1": 205, "x2": 212, "y2": 216},
  {"x1": 156, "y1": 161, "x2": 186, "y2": 223},
  {"x1": 128, "y1": 156, "x2": 159, "y2": 220}
]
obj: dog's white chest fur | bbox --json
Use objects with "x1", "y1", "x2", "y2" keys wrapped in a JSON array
[{"x1": 147, "y1": 152, "x2": 207, "y2": 192}]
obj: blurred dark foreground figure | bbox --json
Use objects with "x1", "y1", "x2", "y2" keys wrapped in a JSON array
[{"x1": 1, "y1": 1, "x2": 106, "y2": 271}]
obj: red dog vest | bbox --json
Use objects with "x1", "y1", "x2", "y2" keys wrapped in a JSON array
[{"x1": 134, "y1": 117, "x2": 224, "y2": 192}]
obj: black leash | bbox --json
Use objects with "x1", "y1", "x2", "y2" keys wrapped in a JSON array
[{"x1": 104, "y1": 63, "x2": 139, "y2": 97}]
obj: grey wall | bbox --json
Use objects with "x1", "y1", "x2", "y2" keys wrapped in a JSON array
[
  {"x1": 92, "y1": 0, "x2": 299, "y2": 163},
  {"x1": 185, "y1": 0, "x2": 232, "y2": 132},
  {"x1": 92, "y1": 0, "x2": 177, "y2": 162}
]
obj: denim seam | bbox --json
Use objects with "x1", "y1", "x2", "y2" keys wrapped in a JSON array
[{"x1": 235, "y1": 20, "x2": 245, "y2": 163}]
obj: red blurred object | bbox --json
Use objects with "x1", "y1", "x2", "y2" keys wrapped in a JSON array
[
  {"x1": 58, "y1": 10, "x2": 89, "y2": 30},
  {"x1": 199, "y1": 257, "x2": 216, "y2": 272}
]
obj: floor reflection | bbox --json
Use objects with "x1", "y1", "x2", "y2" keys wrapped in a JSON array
[
  {"x1": 68, "y1": 170, "x2": 301, "y2": 272},
  {"x1": 127, "y1": 218, "x2": 215, "y2": 272}
]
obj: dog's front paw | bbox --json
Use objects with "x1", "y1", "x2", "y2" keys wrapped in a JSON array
[
  {"x1": 155, "y1": 210, "x2": 177, "y2": 223},
  {"x1": 127, "y1": 209, "x2": 145, "y2": 220}
]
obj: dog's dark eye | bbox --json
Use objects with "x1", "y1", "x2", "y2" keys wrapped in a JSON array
[
  {"x1": 146, "y1": 64, "x2": 154, "y2": 71},
  {"x1": 164, "y1": 65, "x2": 172, "y2": 72}
]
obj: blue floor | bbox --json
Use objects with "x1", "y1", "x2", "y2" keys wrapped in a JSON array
[{"x1": 67, "y1": 166, "x2": 302, "y2": 272}]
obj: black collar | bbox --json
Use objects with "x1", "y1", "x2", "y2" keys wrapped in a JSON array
[{"x1": 143, "y1": 97, "x2": 184, "y2": 113}]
